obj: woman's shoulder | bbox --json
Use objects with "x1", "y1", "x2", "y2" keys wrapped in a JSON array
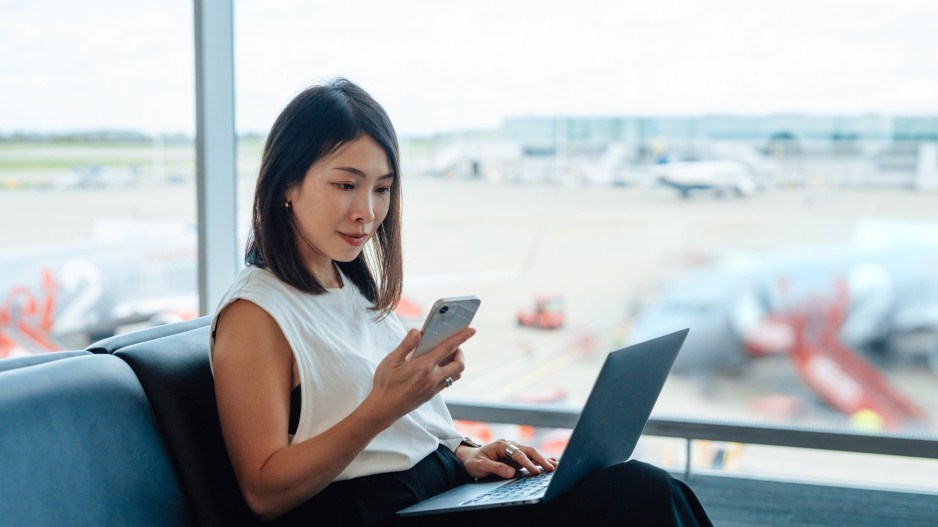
[
  {"x1": 230, "y1": 266, "x2": 289, "y2": 293},
  {"x1": 236, "y1": 265, "x2": 276, "y2": 284},
  {"x1": 214, "y1": 266, "x2": 293, "y2": 314}
]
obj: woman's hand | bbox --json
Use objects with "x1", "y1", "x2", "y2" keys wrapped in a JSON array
[
  {"x1": 364, "y1": 327, "x2": 474, "y2": 421},
  {"x1": 457, "y1": 439, "x2": 558, "y2": 480}
]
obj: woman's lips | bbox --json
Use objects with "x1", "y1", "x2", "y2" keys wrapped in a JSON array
[{"x1": 339, "y1": 232, "x2": 367, "y2": 247}]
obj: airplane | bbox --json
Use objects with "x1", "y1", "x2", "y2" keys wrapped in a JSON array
[
  {"x1": 0, "y1": 221, "x2": 198, "y2": 357},
  {"x1": 586, "y1": 140, "x2": 778, "y2": 195},
  {"x1": 654, "y1": 160, "x2": 760, "y2": 199},
  {"x1": 627, "y1": 224, "x2": 938, "y2": 430},
  {"x1": 706, "y1": 141, "x2": 786, "y2": 186}
]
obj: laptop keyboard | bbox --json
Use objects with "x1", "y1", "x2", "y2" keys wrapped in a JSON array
[{"x1": 462, "y1": 471, "x2": 554, "y2": 505}]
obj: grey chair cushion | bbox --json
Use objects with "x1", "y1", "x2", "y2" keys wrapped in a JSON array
[
  {"x1": 86, "y1": 316, "x2": 211, "y2": 354},
  {"x1": 0, "y1": 354, "x2": 193, "y2": 526},
  {"x1": 115, "y1": 326, "x2": 261, "y2": 526}
]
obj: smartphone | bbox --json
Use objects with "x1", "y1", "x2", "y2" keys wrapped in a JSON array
[{"x1": 412, "y1": 296, "x2": 481, "y2": 357}]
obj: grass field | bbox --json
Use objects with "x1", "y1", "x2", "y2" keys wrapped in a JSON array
[{"x1": 0, "y1": 139, "x2": 266, "y2": 188}]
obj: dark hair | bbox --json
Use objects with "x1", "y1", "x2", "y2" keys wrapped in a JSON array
[{"x1": 246, "y1": 78, "x2": 402, "y2": 316}]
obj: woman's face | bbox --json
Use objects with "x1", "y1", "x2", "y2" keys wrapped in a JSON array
[{"x1": 286, "y1": 134, "x2": 394, "y2": 281}]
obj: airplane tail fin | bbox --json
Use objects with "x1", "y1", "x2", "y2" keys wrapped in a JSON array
[{"x1": 0, "y1": 323, "x2": 64, "y2": 358}]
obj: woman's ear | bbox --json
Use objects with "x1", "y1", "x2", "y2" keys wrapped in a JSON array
[{"x1": 284, "y1": 185, "x2": 299, "y2": 207}]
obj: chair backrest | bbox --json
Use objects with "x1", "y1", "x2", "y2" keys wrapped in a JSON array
[
  {"x1": 86, "y1": 316, "x2": 211, "y2": 354},
  {"x1": 0, "y1": 354, "x2": 194, "y2": 526},
  {"x1": 115, "y1": 326, "x2": 262, "y2": 527},
  {"x1": 0, "y1": 349, "x2": 90, "y2": 373}
]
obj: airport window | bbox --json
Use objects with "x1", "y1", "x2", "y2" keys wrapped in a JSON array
[{"x1": 1, "y1": 2, "x2": 197, "y2": 347}]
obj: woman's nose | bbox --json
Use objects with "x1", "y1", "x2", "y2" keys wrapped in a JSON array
[{"x1": 351, "y1": 192, "x2": 376, "y2": 223}]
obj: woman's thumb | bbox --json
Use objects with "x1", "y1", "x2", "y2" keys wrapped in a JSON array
[
  {"x1": 394, "y1": 329, "x2": 421, "y2": 358},
  {"x1": 479, "y1": 458, "x2": 516, "y2": 479}
]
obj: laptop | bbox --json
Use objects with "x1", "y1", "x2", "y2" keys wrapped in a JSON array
[{"x1": 397, "y1": 328, "x2": 688, "y2": 516}]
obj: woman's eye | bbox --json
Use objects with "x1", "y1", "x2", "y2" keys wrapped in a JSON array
[
  {"x1": 376, "y1": 186, "x2": 392, "y2": 194},
  {"x1": 336, "y1": 183, "x2": 355, "y2": 191}
]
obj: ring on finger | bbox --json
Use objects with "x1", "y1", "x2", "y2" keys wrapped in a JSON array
[
  {"x1": 505, "y1": 444, "x2": 519, "y2": 458},
  {"x1": 445, "y1": 376, "x2": 454, "y2": 388}
]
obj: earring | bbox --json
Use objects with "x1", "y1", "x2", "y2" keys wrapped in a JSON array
[{"x1": 283, "y1": 200, "x2": 291, "y2": 209}]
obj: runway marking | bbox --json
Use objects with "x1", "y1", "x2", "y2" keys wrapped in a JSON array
[{"x1": 484, "y1": 346, "x2": 585, "y2": 402}]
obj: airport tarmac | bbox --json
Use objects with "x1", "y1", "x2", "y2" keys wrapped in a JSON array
[
  {"x1": 4, "y1": 179, "x2": 938, "y2": 417},
  {"x1": 4, "y1": 178, "x2": 938, "y2": 486}
]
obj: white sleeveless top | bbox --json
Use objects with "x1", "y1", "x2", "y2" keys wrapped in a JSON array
[{"x1": 209, "y1": 266, "x2": 463, "y2": 481}]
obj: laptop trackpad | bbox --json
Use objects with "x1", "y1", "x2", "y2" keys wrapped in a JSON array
[{"x1": 397, "y1": 478, "x2": 512, "y2": 516}]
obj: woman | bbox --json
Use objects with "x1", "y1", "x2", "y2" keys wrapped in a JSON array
[{"x1": 211, "y1": 78, "x2": 712, "y2": 527}]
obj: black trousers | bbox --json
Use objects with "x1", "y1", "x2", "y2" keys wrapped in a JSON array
[{"x1": 274, "y1": 446, "x2": 713, "y2": 527}]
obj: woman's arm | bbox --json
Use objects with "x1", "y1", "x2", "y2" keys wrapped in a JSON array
[{"x1": 212, "y1": 299, "x2": 471, "y2": 521}]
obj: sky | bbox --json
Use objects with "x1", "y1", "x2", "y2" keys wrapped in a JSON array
[{"x1": 2, "y1": 0, "x2": 937, "y2": 137}]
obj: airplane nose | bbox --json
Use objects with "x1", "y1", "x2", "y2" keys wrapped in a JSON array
[
  {"x1": 675, "y1": 325, "x2": 749, "y2": 374},
  {"x1": 629, "y1": 317, "x2": 746, "y2": 375}
]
